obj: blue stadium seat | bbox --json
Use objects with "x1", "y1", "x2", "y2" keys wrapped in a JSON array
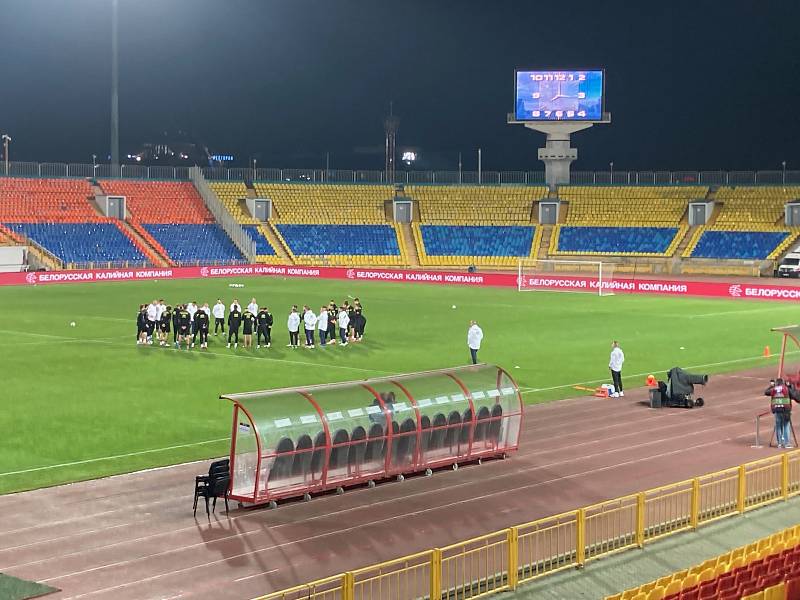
[
  {"x1": 144, "y1": 224, "x2": 244, "y2": 263},
  {"x1": 242, "y1": 225, "x2": 275, "y2": 255},
  {"x1": 419, "y1": 225, "x2": 535, "y2": 256},
  {"x1": 557, "y1": 226, "x2": 678, "y2": 254},
  {"x1": 5, "y1": 222, "x2": 145, "y2": 264},
  {"x1": 276, "y1": 224, "x2": 399, "y2": 255},
  {"x1": 692, "y1": 230, "x2": 789, "y2": 259}
]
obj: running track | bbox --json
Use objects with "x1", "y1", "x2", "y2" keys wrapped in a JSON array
[{"x1": 0, "y1": 365, "x2": 785, "y2": 599}]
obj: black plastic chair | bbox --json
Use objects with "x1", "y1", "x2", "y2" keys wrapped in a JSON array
[
  {"x1": 268, "y1": 437, "x2": 294, "y2": 482},
  {"x1": 488, "y1": 404, "x2": 503, "y2": 443},
  {"x1": 328, "y1": 429, "x2": 350, "y2": 470},
  {"x1": 397, "y1": 418, "x2": 417, "y2": 466},
  {"x1": 459, "y1": 408, "x2": 473, "y2": 446},
  {"x1": 193, "y1": 459, "x2": 230, "y2": 517},
  {"x1": 473, "y1": 406, "x2": 491, "y2": 442},
  {"x1": 429, "y1": 414, "x2": 447, "y2": 450},
  {"x1": 364, "y1": 423, "x2": 385, "y2": 463},
  {"x1": 292, "y1": 434, "x2": 313, "y2": 478}
]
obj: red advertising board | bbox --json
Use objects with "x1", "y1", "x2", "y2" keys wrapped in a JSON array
[{"x1": 1, "y1": 264, "x2": 798, "y2": 302}]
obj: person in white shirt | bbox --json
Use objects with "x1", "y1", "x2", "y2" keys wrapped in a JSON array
[
  {"x1": 230, "y1": 298, "x2": 241, "y2": 313},
  {"x1": 303, "y1": 306, "x2": 317, "y2": 348},
  {"x1": 247, "y1": 297, "x2": 258, "y2": 317},
  {"x1": 146, "y1": 299, "x2": 158, "y2": 345},
  {"x1": 337, "y1": 307, "x2": 350, "y2": 346},
  {"x1": 287, "y1": 306, "x2": 301, "y2": 348},
  {"x1": 212, "y1": 299, "x2": 225, "y2": 335},
  {"x1": 609, "y1": 341, "x2": 625, "y2": 397},
  {"x1": 155, "y1": 299, "x2": 166, "y2": 345},
  {"x1": 317, "y1": 306, "x2": 329, "y2": 347},
  {"x1": 467, "y1": 320, "x2": 483, "y2": 365}
]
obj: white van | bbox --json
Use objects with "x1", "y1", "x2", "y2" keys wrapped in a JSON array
[{"x1": 777, "y1": 251, "x2": 800, "y2": 277}]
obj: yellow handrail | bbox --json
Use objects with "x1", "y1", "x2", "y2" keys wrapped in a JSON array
[{"x1": 255, "y1": 450, "x2": 800, "y2": 600}]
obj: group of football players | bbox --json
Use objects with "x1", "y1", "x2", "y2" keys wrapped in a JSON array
[{"x1": 135, "y1": 297, "x2": 366, "y2": 350}]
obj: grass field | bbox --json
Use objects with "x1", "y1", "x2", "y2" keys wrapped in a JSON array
[{"x1": 0, "y1": 276, "x2": 796, "y2": 495}]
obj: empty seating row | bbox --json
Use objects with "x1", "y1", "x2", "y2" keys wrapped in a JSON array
[
  {"x1": 713, "y1": 187, "x2": 800, "y2": 227},
  {"x1": 5, "y1": 222, "x2": 145, "y2": 265},
  {"x1": 254, "y1": 183, "x2": 391, "y2": 223},
  {"x1": 208, "y1": 182, "x2": 258, "y2": 224},
  {"x1": 275, "y1": 224, "x2": 400, "y2": 256},
  {"x1": 558, "y1": 186, "x2": 705, "y2": 226},
  {"x1": 691, "y1": 230, "x2": 790, "y2": 260},
  {"x1": 607, "y1": 524, "x2": 800, "y2": 600},
  {"x1": 99, "y1": 180, "x2": 213, "y2": 224},
  {"x1": 418, "y1": 225, "x2": 535, "y2": 257},
  {"x1": 555, "y1": 226, "x2": 680, "y2": 255},
  {"x1": 0, "y1": 177, "x2": 95, "y2": 221},
  {"x1": 143, "y1": 224, "x2": 244, "y2": 264},
  {"x1": 407, "y1": 185, "x2": 543, "y2": 224}
]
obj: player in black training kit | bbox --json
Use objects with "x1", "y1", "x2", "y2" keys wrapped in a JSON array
[
  {"x1": 172, "y1": 304, "x2": 181, "y2": 345},
  {"x1": 136, "y1": 305, "x2": 147, "y2": 344},
  {"x1": 327, "y1": 301, "x2": 337, "y2": 345},
  {"x1": 256, "y1": 307, "x2": 273, "y2": 348},
  {"x1": 242, "y1": 311, "x2": 255, "y2": 348},
  {"x1": 159, "y1": 305, "x2": 172, "y2": 347},
  {"x1": 227, "y1": 307, "x2": 242, "y2": 348},
  {"x1": 177, "y1": 306, "x2": 191, "y2": 349},
  {"x1": 195, "y1": 309, "x2": 210, "y2": 349}
]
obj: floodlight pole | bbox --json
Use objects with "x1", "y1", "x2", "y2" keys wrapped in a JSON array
[
  {"x1": 1, "y1": 134, "x2": 10, "y2": 176},
  {"x1": 782, "y1": 161, "x2": 787, "y2": 186},
  {"x1": 110, "y1": 0, "x2": 120, "y2": 177}
]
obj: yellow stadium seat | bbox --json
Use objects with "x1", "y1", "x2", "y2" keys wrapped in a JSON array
[
  {"x1": 764, "y1": 582, "x2": 785, "y2": 600},
  {"x1": 663, "y1": 580, "x2": 682, "y2": 597},
  {"x1": 645, "y1": 586, "x2": 665, "y2": 600}
]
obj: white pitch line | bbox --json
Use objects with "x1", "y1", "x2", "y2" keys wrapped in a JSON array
[
  {"x1": 0, "y1": 438, "x2": 229, "y2": 478},
  {"x1": 521, "y1": 350, "x2": 798, "y2": 394}
]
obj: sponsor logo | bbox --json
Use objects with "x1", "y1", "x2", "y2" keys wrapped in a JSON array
[
  {"x1": 25, "y1": 272, "x2": 37, "y2": 284},
  {"x1": 346, "y1": 269, "x2": 356, "y2": 280},
  {"x1": 728, "y1": 284, "x2": 743, "y2": 297},
  {"x1": 200, "y1": 266, "x2": 209, "y2": 277}
]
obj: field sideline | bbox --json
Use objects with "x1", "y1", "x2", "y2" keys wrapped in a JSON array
[{"x1": 0, "y1": 276, "x2": 795, "y2": 495}]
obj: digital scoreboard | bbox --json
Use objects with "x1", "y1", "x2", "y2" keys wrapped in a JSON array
[{"x1": 514, "y1": 70, "x2": 604, "y2": 122}]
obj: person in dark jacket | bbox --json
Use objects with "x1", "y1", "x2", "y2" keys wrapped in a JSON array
[
  {"x1": 242, "y1": 311, "x2": 255, "y2": 348},
  {"x1": 765, "y1": 378, "x2": 800, "y2": 448},
  {"x1": 195, "y1": 309, "x2": 210, "y2": 349},
  {"x1": 172, "y1": 304, "x2": 182, "y2": 346},
  {"x1": 136, "y1": 305, "x2": 147, "y2": 344},
  {"x1": 227, "y1": 307, "x2": 242, "y2": 348},
  {"x1": 256, "y1": 307, "x2": 273, "y2": 348},
  {"x1": 159, "y1": 305, "x2": 172, "y2": 347}
]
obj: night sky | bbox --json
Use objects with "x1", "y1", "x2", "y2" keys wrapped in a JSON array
[{"x1": 2, "y1": 0, "x2": 799, "y2": 171}]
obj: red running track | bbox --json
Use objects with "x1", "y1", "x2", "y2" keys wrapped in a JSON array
[{"x1": 0, "y1": 365, "x2": 784, "y2": 600}]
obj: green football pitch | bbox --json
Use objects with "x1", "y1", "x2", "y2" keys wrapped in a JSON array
[{"x1": 0, "y1": 276, "x2": 795, "y2": 495}]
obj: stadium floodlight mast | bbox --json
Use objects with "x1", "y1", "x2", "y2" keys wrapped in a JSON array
[
  {"x1": 508, "y1": 69, "x2": 611, "y2": 188},
  {"x1": 783, "y1": 161, "x2": 787, "y2": 186},
  {"x1": 1, "y1": 134, "x2": 11, "y2": 176}
]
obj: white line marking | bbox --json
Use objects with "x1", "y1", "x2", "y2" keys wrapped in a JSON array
[{"x1": 0, "y1": 438, "x2": 229, "y2": 477}]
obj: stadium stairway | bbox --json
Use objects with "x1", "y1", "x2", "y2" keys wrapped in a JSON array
[
  {"x1": 117, "y1": 221, "x2": 171, "y2": 267},
  {"x1": 399, "y1": 222, "x2": 420, "y2": 267},
  {"x1": 535, "y1": 224, "x2": 554, "y2": 259}
]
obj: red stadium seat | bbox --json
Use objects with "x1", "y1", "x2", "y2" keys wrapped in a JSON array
[
  {"x1": 678, "y1": 587, "x2": 699, "y2": 600},
  {"x1": 98, "y1": 180, "x2": 212, "y2": 224}
]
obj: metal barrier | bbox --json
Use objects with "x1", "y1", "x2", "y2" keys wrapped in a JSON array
[
  {"x1": 258, "y1": 450, "x2": 800, "y2": 600},
  {"x1": 3, "y1": 160, "x2": 800, "y2": 186}
]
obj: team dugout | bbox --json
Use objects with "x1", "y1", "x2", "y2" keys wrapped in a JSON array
[{"x1": 221, "y1": 364, "x2": 523, "y2": 506}]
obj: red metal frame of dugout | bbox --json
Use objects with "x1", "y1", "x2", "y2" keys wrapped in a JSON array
[{"x1": 222, "y1": 365, "x2": 524, "y2": 506}]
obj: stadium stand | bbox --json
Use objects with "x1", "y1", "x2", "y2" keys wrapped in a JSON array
[
  {"x1": 144, "y1": 224, "x2": 243, "y2": 265},
  {"x1": 0, "y1": 177, "x2": 95, "y2": 221},
  {"x1": 549, "y1": 186, "x2": 703, "y2": 257},
  {"x1": 414, "y1": 224, "x2": 535, "y2": 267},
  {"x1": 254, "y1": 183, "x2": 391, "y2": 223},
  {"x1": 607, "y1": 524, "x2": 800, "y2": 600},
  {"x1": 98, "y1": 180, "x2": 244, "y2": 264},
  {"x1": 98, "y1": 180, "x2": 213, "y2": 224},
  {"x1": 207, "y1": 181, "x2": 282, "y2": 263},
  {"x1": 714, "y1": 186, "x2": 800, "y2": 227},
  {"x1": 691, "y1": 230, "x2": 791, "y2": 260},
  {"x1": 555, "y1": 225, "x2": 681, "y2": 255},
  {"x1": 275, "y1": 223, "x2": 403, "y2": 266},
  {"x1": 406, "y1": 185, "x2": 544, "y2": 224},
  {"x1": 6, "y1": 221, "x2": 145, "y2": 265}
]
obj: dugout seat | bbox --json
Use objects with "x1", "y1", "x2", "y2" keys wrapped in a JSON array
[
  {"x1": 364, "y1": 423, "x2": 385, "y2": 463},
  {"x1": 444, "y1": 411, "x2": 462, "y2": 450},
  {"x1": 488, "y1": 404, "x2": 503, "y2": 443},
  {"x1": 310, "y1": 431, "x2": 327, "y2": 479},
  {"x1": 347, "y1": 426, "x2": 367, "y2": 473},
  {"x1": 473, "y1": 406, "x2": 491, "y2": 442},
  {"x1": 459, "y1": 408, "x2": 473, "y2": 446},
  {"x1": 395, "y1": 418, "x2": 417, "y2": 467},
  {"x1": 420, "y1": 415, "x2": 432, "y2": 452},
  {"x1": 430, "y1": 414, "x2": 447, "y2": 450},
  {"x1": 269, "y1": 438, "x2": 294, "y2": 482},
  {"x1": 292, "y1": 434, "x2": 313, "y2": 478},
  {"x1": 328, "y1": 430, "x2": 350, "y2": 470}
]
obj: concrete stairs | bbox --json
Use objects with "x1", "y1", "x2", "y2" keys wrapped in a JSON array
[
  {"x1": 124, "y1": 221, "x2": 172, "y2": 267},
  {"x1": 399, "y1": 222, "x2": 420, "y2": 267},
  {"x1": 536, "y1": 225, "x2": 554, "y2": 259},
  {"x1": 263, "y1": 222, "x2": 295, "y2": 263}
]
